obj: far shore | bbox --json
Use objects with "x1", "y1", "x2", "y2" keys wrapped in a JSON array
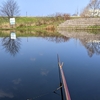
[{"x1": 0, "y1": 17, "x2": 100, "y2": 31}]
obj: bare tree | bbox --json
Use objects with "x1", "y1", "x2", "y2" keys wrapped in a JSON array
[
  {"x1": 89, "y1": 0, "x2": 100, "y2": 17},
  {"x1": 80, "y1": 5, "x2": 91, "y2": 17},
  {"x1": 0, "y1": 0, "x2": 20, "y2": 18},
  {"x1": 80, "y1": 0, "x2": 100, "y2": 17}
]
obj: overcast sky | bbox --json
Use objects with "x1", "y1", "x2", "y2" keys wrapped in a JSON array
[{"x1": 0, "y1": 0, "x2": 89, "y2": 16}]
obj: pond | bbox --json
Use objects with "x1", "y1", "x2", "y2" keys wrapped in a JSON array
[{"x1": 0, "y1": 31, "x2": 100, "y2": 100}]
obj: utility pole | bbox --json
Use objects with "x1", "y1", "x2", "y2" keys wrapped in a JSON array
[{"x1": 26, "y1": 12, "x2": 27, "y2": 17}]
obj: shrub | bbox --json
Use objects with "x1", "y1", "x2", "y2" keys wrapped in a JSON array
[
  {"x1": 45, "y1": 25, "x2": 55, "y2": 30},
  {"x1": 63, "y1": 13, "x2": 70, "y2": 20}
]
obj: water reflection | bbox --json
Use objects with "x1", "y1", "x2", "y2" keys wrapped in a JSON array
[
  {"x1": 1, "y1": 30, "x2": 100, "y2": 57},
  {"x1": 43, "y1": 36, "x2": 69, "y2": 43},
  {"x1": 85, "y1": 41, "x2": 100, "y2": 57},
  {"x1": 2, "y1": 37, "x2": 21, "y2": 56},
  {"x1": 0, "y1": 31, "x2": 100, "y2": 100},
  {"x1": 80, "y1": 38, "x2": 100, "y2": 57},
  {"x1": 0, "y1": 31, "x2": 69, "y2": 57},
  {"x1": 58, "y1": 30, "x2": 100, "y2": 57},
  {"x1": 0, "y1": 90, "x2": 14, "y2": 98}
]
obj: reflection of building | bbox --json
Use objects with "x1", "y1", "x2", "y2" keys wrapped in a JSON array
[{"x1": 88, "y1": 40, "x2": 100, "y2": 43}]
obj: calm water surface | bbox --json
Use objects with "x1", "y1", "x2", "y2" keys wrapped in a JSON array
[{"x1": 0, "y1": 34, "x2": 100, "y2": 100}]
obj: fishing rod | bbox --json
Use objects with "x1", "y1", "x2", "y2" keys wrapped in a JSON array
[
  {"x1": 27, "y1": 55, "x2": 71, "y2": 100},
  {"x1": 57, "y1": 54, "x2": 71, "y2": 100},
  {"x1": 57, "y1": 54, "x2": 64, "y2": 100}
]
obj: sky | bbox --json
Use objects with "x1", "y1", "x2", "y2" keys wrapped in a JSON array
[{"x1": 0, "y1": 0, "x2": 89, "y2": 16}]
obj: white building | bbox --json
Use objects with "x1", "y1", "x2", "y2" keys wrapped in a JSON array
[{"x1": 89, "y1": 9, "x2": 100, "y2": 16}]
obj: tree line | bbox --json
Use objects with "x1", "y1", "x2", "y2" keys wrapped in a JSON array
[
  {"x1": 0, "y1": 0, "x2": 100, "y2": 18},
  {"x1": 80, "y1": 0, "x2": 100, "y2": 17}
]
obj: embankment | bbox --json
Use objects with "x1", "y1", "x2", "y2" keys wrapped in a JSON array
[{"x1": 57, "y1": 18, "x2": 100, "y2": 29}]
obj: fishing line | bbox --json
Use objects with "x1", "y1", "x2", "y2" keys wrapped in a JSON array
[
  {"x1": 27, "y1": 85, "x2": 63, "y2": 100},
  {"x1": 27, "y1": 54, "x2": 64, "y2": 100}
]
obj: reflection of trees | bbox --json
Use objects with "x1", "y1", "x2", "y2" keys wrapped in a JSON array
[
  {"x1": 82, "y1": 40, "x2": 100, "y2": 57},
  {"x1": 43, "y1": 36, "x2": 69, "y2": 43},
  {"x1": 2, "y1": 37, "x2": 21, "y2": 56},
  {"x1": 58, "y1": 30, "x2": 100, "y2": 57}
]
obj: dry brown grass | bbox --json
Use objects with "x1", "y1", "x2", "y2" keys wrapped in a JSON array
[
  {"x1": 45, "y1": 25, "x2": 55, "y2": 30},
  {"x1": 0, "y1": 23, "x2": 10, "y2": 28}
]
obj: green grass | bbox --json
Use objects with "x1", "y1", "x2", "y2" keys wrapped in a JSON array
[
  {"x1": 0, "y1": 16, "x2": 66, "y2": 31},
  {"x1": 87, "y1": 25, "x2": 100, "y2": 29},
  {"x1": 1, "y1": 16, "x2": 100, "y2": 31},
  {"x1": 0, "y1": 17, "x2": 9, "y2": 23}
]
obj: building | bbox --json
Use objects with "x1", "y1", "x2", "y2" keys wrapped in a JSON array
[{"x1": 89, "y1": 9, "x2": 100, "y2": 17}]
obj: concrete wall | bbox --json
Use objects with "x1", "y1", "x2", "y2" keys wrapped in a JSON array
[{"x1": 58, "y1": 18, "x2": 100, "y2": 29}]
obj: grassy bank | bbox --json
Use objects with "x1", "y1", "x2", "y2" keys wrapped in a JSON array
[
  {"x1": 1, "y1": 16, "x2": 100, "y2": 31},
  {"x1": 0, "y1": 15, "x2": 70, "y2": 31}
]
